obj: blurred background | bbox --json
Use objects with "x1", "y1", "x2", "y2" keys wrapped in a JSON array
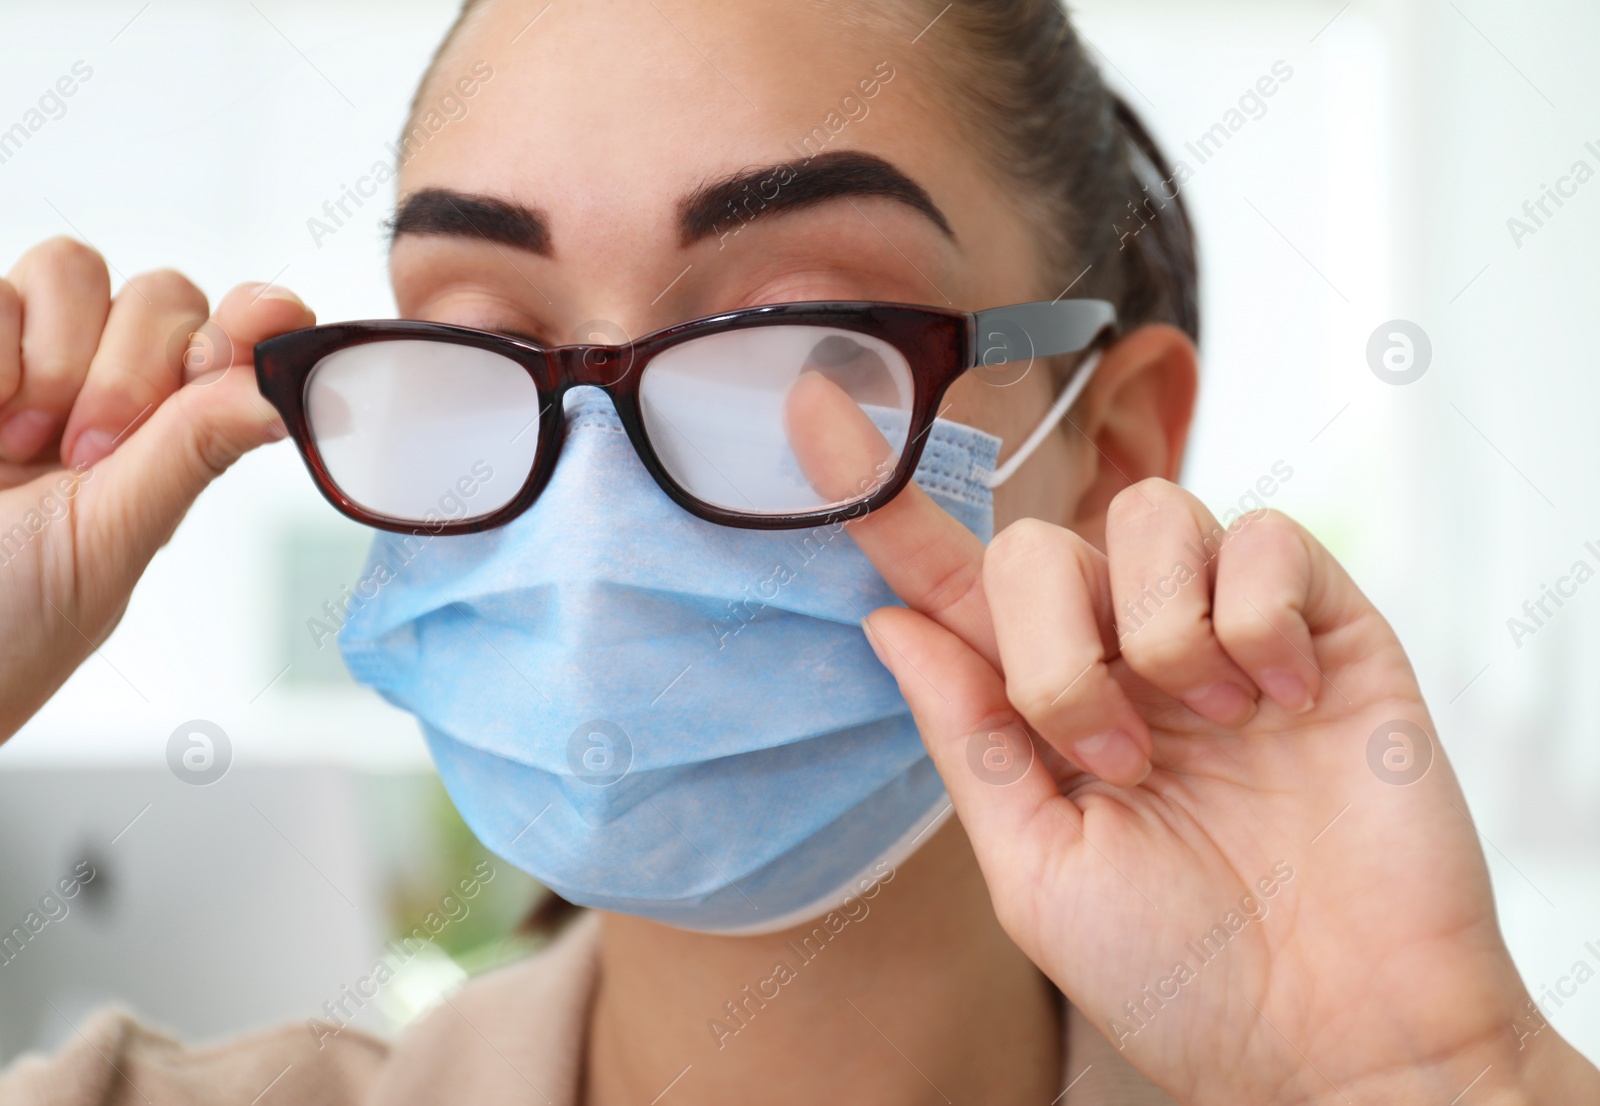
[{"x1": 1, "y1": 0, "x2": 1596, "y2": 1067}]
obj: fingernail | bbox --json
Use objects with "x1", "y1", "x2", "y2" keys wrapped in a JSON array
[
  {"x1": 0, "y1": 409, "x2": 56, "y2": 460},
  {"x1": 253, "y1": 283, "x2": 304, "y2": 306},
  {"x1": 1258, "y1": 668, "x2": 1314, "y2": 714},
  {"x1": 1182, "y1": 682, "x2": 1256, "y2": 726},
  {"x1": 1072, "y1": 729, "x2": 1148, "y2": 786},
  {"x1": 69, "y1": 428, "x2": 117, "y2": 469},
  {"x1": 861, "y1": 618, "x2": 890, "y2": 668}
]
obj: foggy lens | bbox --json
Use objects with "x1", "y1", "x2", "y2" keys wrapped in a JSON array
[
  {"x1": 305, "y1": 340, "x2": 542, "y2": 523},
  {"x1": 638, "y1": 325, "x2": 913, "y2": 515}
]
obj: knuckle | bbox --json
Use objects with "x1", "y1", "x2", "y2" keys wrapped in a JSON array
[
  {"x1": 87, "y1": 359, "x2": 167, "y2": 408},
  {"x1": 175, "y1": 390, "x2": 237, "y2": 479},
  {"x1": 20, "y1": 348, "x2": 82, "y2": 393},
  {"x1": 217, "y1": 280, "x2": 273, "y2": 316},
  {"x1": 1120, "y1": 617, "x2": 1209, "y2": 675},
  {"x1": 124, "y1": 267, "x2": 205, "y2": 312},
  {"x1": 986, "y1": 517, "x2": 1068, "y2": 575},
  {"x1": 1107, "y1": 477, "x2": 1178, "y2": 527},
  {"x1": 182, "y1": 383, "x2": 274, "y2": 481},
  {"x1": 1221, "y1": 506, "x2": 1302, "y2": 557},
  {"x1": 917, "y1": 555, "x2": 984, "y2": 622},
  {"x1": 30, "y1": 235, "x2": 108, "y2": 289},
  {"x1": 185, "y1": 420, "x2": 235, "y2": 480},
  {"x1": 1211, "y1": 601, "x2": 1272, "y2": 655},
  {"x1": 1006, "y1": 660, "x2": 1096, "y2": 729},
  {"x1": 1007, "y1": 682, "x2": 1064, "y2": 731}
]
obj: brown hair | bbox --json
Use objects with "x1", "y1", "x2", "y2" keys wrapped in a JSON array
[
  {"x1": 411, "y1": 0, "x2": 1199, "y2": 938},
  {"x1": 887, "y1": 0, "x2": 1198, "y2": 344}
]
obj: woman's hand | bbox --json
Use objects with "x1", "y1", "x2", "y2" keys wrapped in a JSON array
[
  {"x1": 854, "y1": 478, "x2": 1600, "y2": 1105},
  {"x1": 0, "y1": 237, "x2": 313, "y2": 740}
]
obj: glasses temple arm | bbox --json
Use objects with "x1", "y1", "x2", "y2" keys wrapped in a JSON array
[{"x1": 969, "y1": 299, "x2": 1117, "y2": 361}]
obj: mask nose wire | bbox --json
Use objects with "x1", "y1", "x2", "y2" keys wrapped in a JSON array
[{"x1": 980, "y1": 348, "x2": 1104, "y2": 489}]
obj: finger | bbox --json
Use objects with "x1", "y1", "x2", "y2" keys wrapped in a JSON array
[
  {"x1": 83, "y1": 282, "x2": 309, "y2": 572},
  {"x1": 863, "y1": 605, "x2": 1073, "y2": 859},
  {"x1": 61, "y1": 269, "x2": 209, "y2": 470},
  {"x1": 1105, "y1": 479, "x2": 1260, "y2": 727},
  {"x1": 1212, "y1": 509, "x2": 1354, "y2": 715},
  {"x1": 788, "y1": 366, "x2": 1000, "y2": 666},
  {"x1": 784, "y1": 371, "x2": 897, "y2": 502},
  {"x1": 0, "y1": 237, "x2": 111, "y2": 461},
  {"x1": 0, "y1": 278, "x2": 20, "y2": 406},
  {"x1": 984, "y1": 518, "x2": 1152, "y2": 787},
  {"x1": 847, "y1": 482, "x2": 999, "y2": 670}
]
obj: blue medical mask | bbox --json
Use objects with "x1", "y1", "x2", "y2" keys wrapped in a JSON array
[{"x1": 340, "y1": 359, "x2": 1096, "y2": 933}]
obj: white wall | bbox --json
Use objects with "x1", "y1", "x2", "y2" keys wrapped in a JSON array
[{"x1": 1, "y1": 0, "x2": 1595, "y2": 1063}]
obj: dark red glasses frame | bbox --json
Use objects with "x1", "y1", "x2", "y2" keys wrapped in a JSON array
[{"x1": 254, "y1": 298, "x2": 1116, "y2": 535}]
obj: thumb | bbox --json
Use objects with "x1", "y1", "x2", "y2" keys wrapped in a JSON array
[
  {"x1": 864, "y1": 605, "x2": 1075, "y2": 868},
  {"x1": 79, "y1": 282, "x2": 313, "y2": 570}
]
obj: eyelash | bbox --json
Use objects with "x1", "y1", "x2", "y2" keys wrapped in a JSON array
[
  {"x1": 499, "y1": 325, "x2": 547, "y2": 344},
  {"x1": 450, "y1": 317, "x2": 548, "y2": 345}
]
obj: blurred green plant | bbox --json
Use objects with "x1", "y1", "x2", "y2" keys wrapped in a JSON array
[{"x1": 383, "y1": 776, "x2": 546, "y2": 973}]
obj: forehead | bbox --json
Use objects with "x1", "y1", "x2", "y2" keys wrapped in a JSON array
[{"x1": 401, "y1": 0, "x2": 968, "y2": 236}]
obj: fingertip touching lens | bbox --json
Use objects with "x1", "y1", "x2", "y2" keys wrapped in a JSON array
[{"x1": 637, "y1": 325, "x2": 914, "y2": 515}]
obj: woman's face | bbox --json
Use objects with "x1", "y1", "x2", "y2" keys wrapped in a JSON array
[{"x1": 388, "y1": 0, "x2": 1081, "y2": 529}]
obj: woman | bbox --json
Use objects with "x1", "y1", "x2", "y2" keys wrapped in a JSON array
[{"x1": 0, "y1": 0, "x2": 1595, "y2": 1102}]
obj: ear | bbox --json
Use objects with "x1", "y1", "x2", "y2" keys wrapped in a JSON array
[{"x1": 1065, "y1": 323, "x2": 1197, "y2": 550}]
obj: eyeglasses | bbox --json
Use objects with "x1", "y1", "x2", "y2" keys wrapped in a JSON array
[{"x1": 253, "y1": 298, "x2": 1116, "y2": 534}]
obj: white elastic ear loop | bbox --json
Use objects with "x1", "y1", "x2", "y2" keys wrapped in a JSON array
[{"x1": 981, "y1": 348, "x2": 1103, "y2": 488}]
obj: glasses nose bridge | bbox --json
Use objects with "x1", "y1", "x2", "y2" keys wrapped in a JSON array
[{"x1": 556, "y1": 343, "x2": 634, "y2": 389}]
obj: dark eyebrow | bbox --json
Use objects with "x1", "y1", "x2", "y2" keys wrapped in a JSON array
[
  {"x1": 386, "y1": 188, "x2": 552, "y2": 256},
  {"x1": 385, "y1": 150, "x2": 953, "y2": 257},
  {"x1": 677, "y1": 149, "x2": 955, "y2": 247}
]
